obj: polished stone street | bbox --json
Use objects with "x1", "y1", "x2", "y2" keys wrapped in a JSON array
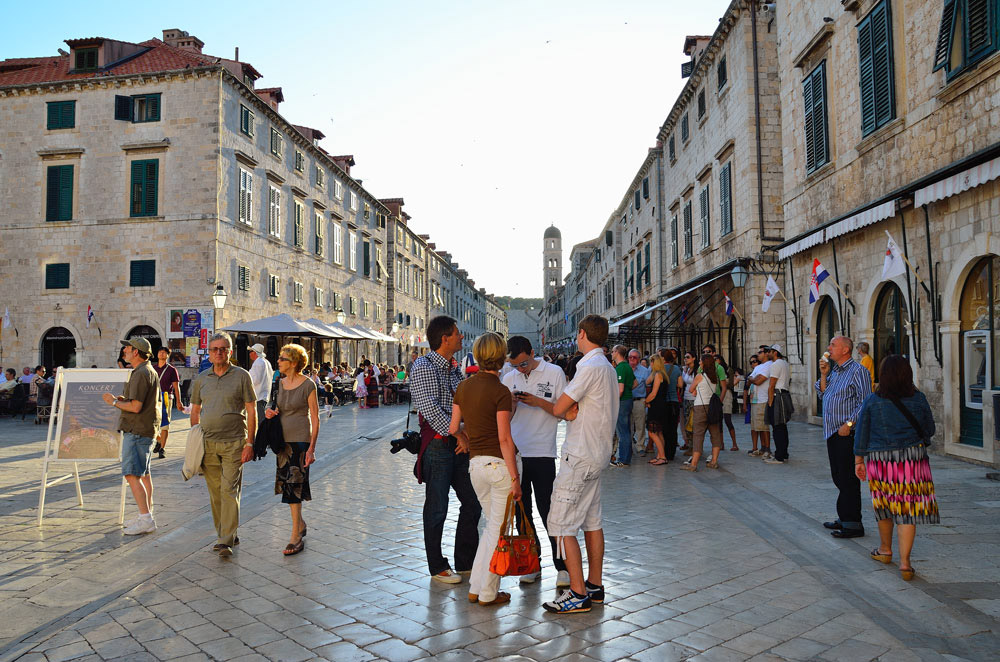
[{"x1": 0, "y1": 406, "x2": 998, "y2": 662}]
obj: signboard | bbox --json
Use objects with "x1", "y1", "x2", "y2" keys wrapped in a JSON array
[{"x1": 165, "y1": 306, "x2": 214, "y2": 340}]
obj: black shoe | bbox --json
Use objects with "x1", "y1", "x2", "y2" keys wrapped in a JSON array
[
  {"x1": 585, "y1": 580, "x2": 605, "y2": 605},
  {"x1": 831, "y1": 528, "x2": 864, "y2": 539},
  {"x1": 157, "y1": 450, "x2": 165, "y2": 459},
  {"x1": 823, "y1": 521, "x2": 843, "y2": 530},
  {"x1": 153, "y1": 443, "x2": 163, "y2": 454}
]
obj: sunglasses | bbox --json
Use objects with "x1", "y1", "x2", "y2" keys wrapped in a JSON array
[
  {"x1": 209, "y1": 347, "x2": 231, "y2": 353},
  {"x1": 510, "y1": 359, "x2": 531, "y2": 369}
]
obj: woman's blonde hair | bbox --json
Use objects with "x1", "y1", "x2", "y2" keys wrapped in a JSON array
[
  {"x1": 280, "y1": 343, "x2": 309, "y2": 373},
  {"x1": 649, "y1": 354, "x2": 670, "y2": 386},
  {"x1": 473, "y1": 332, "x2": 507, "y2": 371}
]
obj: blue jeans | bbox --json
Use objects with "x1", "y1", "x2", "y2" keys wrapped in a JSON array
[
  {"x1": 615, "y1": 401, "x2": 633, "y2": 465},
  {"x1": 422, "y1": 437, "x2": 481, "y2": 575}
]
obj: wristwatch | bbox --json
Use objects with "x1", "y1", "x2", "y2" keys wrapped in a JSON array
[{"x1": 846, "y1": 421, "x2": 854, "y2": 430}]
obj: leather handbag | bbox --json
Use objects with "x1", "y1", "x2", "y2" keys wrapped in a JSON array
[
  {"x1": 252, "y1": 374, "x2": 286, "y2": 460},
  {"x1": 489, "y1": 493, "x2": 541, "y2": 577}
]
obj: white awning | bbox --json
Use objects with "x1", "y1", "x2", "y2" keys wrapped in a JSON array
[
  {"x1": 915, "y1": 156, "x2": 1000, "y2": 207},
  {"x1": 778, "y1": 199, "x2": 896, "y2": 261},
  {"x1": 610, "y1": 270, "x2": 730, "y2": 331}
]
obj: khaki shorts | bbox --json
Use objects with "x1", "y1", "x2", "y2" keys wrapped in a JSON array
[
  {"x1": 547, "y1": 455, "x2": 603, "y2": 538},
  {"x1": 751, "y1": 403, "x2": 769, "y2": 432}
]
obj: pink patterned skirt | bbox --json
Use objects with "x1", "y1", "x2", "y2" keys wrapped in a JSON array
[{"x1": 865, "y1": 444, "x2": 940, "y2": 525}]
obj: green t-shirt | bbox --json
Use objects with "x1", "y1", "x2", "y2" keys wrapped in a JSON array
[
  {"x1": 615, "y1": 361, "x2": 635, "y2": 401},
  {"x1": 697, "y1": 363, "x2": 728, "y2": 396}
]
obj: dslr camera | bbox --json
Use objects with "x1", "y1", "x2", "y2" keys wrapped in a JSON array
[{"x1": 390, "y1": 429, "x2": 421, "y2": 455}]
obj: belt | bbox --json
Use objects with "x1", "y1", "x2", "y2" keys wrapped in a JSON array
[{"x1": 633, "y1": 396, "x2": 645, "y2": 400}]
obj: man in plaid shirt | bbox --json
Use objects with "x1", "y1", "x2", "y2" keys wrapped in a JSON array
[{"x1": 410, "y1": 315, "x2": 482, "y2": 584}]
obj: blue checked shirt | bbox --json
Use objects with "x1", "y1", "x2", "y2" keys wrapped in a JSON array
[
  {"x1": 409, "y1": 350, "x2": 463, "y2": 437},
  {"x1": 814, "y1": 358, "x2": 872, "y2": 439}
]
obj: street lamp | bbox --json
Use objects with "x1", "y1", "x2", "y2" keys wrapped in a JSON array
[
  {"x1": 212, "y1": 284, "x2": 228, "y2": 310},
  {"x1": 336, "y1": 310, "x2": 346, "y2": 325},
  {"x1": 730, "y1": 264, "x2": 750, "y2": 289},
  {"x1": 391, "y1": 322, "x2": 400, "y2": 334}
]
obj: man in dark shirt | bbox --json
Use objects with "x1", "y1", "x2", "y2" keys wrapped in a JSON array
[
  {"x1": 152, "y1": 347, "x2": 183, "y2": 459},
  {"x1": 102, "y1": 337, "x2": 160, "y2": 536}
]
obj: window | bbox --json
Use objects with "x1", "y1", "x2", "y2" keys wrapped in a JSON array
[
  {"x1": 129, "y1": 260, "x2": 155, "y2": 287},
  {"x1": 642, "y1": 177, "x2": 650, "y2": 199},
  {"x1": 314, "y1": 287, "x2": 324, "y2": 307},
  {"x1": 935, "y1": 0, "x2": 998, "y2": 77},
  {"x1": 240, "y1": 105, "x2": 254, "y2": 137},
  {"x1": 375, "y1": 303, "x2": 382, "y2": 320},
  {"x1": 633, "y1": 190, "x2": 640, "y2": 210},
  {"x1": 130, "y1": 159, "x2": 158, "y2": 217},
  {"x1": 238, "y1": 168, "x2": 253, "y2": 225},
  {"x1": 294, "y1": 281, "x2": 304, "y2": 303},
  {"x1": 350, "y1": 191, "x2": 359, "y2": 211},
  {"x1": 363, "y1": 241, "x2": 371, "y2": 277},
  {"x1": 333, "y1": 223, "x2": 343, "y2": 264},
  {"x1": 314, "y1": 212, "x2": 325, "y2": 256},
  {"x1": 348, "y1": 231, "x2": 358, "y2": 271},
  {"x1": 47, "y1": 101, "x2": 75, "y2": 130},
  {"x1": 333, "y1": 292, "x2": 342, "y2": 310},
  {"x1": 364, "y1": 202, "x2": 371, "y2": 221},
  {"x1": 375, "y1": 247, "x2": 384, "y2": 281},
  {"x1": 73, "y1": 48, "x2": 98, "y2": 72},
  {"x1": 45, "y1": 263, "x2": 70, "y2": 289},
  {"x1": 115, "y1": 94, "x2": 160, "y2": 122},
  {"x1": 803, "y1": 61, "x2": 830, "y2": 174},
  {"x1": 269, "y1": 274, "x2": 279, "y2": 298},
  {"x1": 363, "y1": 300, "x2": 370, "y2": 318},
  {"x1": 293, "y1": 201, "x2": 305, "y2": 248},
  {"x1": 697, "y1": 89, "x2": 706, "y2": 119},
  {"x1": 720, "y1": 162, "x2": 732, "y2": 236},
  {"x1": 334, "y1": 180, "x2": 343, "y2": 200},
  {"x1": 717, "y1": 55, "x2": 728, "y2": 90},
  {"x1": 644, "y1": 243, "x2": 651, "y2": 286},
  {"x1": 683, "y1": 202, "x2": 693, "y2": 258},
  {"x1": 681, "y1": 113, "x2": 689, "y2": 142},
  {"x1": 270, "y1": 128, "x2": 282, "y2": 158},
  {"x1": 349, "y1": 297, "x2": 357, "y2": 315},
  {"x1": 46, "y1": 165, "x2": 73, "y2": 222},
  {"x1": 238, "y1": 265, "x2": 250, "y2": 291},
  {"x1": 268, "y1": 186, "x2": 281, "y2": 237},
  {"x1": 669, "y1": 135, "x2": 676, "y2": 161},
  {"x1": 858, "y1": 0, "x2": 896, "y2": 136},
  {"x1": 294, "y1": 151, "x2": 304, "y2": 172},
  {"x1": 700, "y1": 185, "x2": 711, "y2": 248},
  {"x1": 316, "y1": 167, "x2": 324, "y2": 190}
]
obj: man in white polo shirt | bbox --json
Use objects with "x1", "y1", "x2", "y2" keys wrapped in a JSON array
[
  {"x1": 765, "y1": 343, "x2": 792, "y2": 464},
  {"x1": 502, "y1": 335, "x2": 570, "y2": 588}
]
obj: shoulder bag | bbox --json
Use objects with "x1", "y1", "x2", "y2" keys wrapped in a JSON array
[
  {"x1": 489, "y1": 492, "x2": 541, "y2": 577},
  {"x1": 252, "y1": 374, "x2": 286, "y2": 460},
  {"x1": 889, "y1": 397, "x2": 927, "y2": 440}
]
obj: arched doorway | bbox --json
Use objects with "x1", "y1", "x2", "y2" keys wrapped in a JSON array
[
  {"x1": 958, "y1": 256, "x2": 1000, "y2": 447},
  {"x1": 40, "y1": 327, "x2": 77, "y2": 369},
  {"x1": 816, "y1": 297, "x2": 837, "y2": 415},
  {"x1": 872, "y1": 283, "x2": 909, "y2": 382},
  {"x1": 126, "y1": 325, "x2": 162, "y2": 355},
  {"x1": 727, "y1": 316, "x2": 740, "y2": 371}
]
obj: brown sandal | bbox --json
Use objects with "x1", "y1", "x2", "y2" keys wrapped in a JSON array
[
  {"x1": 477, "y1": 591, "x2": 511, "y2": 606},
  {"x1": 283, "y1": 538, "x2": 304, "y2": 556},
  {"x1": 870, "y1": 548, "x2": 892, "y2": 564},
  {"x1": 900, "y1": 567, "x2": 915, "y2": 581}
]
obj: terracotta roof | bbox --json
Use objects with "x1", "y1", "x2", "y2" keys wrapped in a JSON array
[{"x1": 0, "y1": 37, "x2": 261, "y2": 87}]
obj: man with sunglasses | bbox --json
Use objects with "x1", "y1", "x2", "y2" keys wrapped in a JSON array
[
  {"x1": 190, "y1": 332, "x2": 257, "y2": 557},
  {"x1": 502, "y1": 335, "x2": 570, "y2": 587}
]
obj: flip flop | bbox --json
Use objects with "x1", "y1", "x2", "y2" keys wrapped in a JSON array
[
  {"x1": 649, "y1": 458, "x2": 668, "y2": 465},
  {"x1": 870, "y1": 548, "x2": 892, "y2": 564}
]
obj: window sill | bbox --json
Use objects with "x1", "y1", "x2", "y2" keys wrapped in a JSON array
[
  {"x1": 716, "y1": 83, "x2": 730, "y2": 102},
  {"x1": 698, "y1": 113, "x2": 709, "y2": 129},
  {"x1": 267, "y1": 235, "x2": 283, "y2": 245},
  {"x1": 129, "y1": 215, "x2": 164, "y2": 221},
  {"x1": 234, "y1": 219, "x2": 255, "y2": 231},
  {"x1": 805, "y1": 160, "x2": 835, "y2": 183},
  {"x1": 855, "y1": 116, "x2": 904, "y2": 157},
  {"x1": 937, "y1": 50, "x2": 1000, "y2": 104}
]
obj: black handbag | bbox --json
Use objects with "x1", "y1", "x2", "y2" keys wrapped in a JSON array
[
  {"x1": 252, "y1": 374, "x2": 287, "y2": 460},
  {"x1": 707, "y1": 393, "x2": 723, "y2": 425}
]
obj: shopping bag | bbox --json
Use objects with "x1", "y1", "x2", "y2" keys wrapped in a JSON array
[{"x1": 489, "y1": 493, "x2": 541, "y2": 576}]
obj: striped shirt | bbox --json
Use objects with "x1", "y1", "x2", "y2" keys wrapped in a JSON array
[
  {"x1": 814, "y1": 358, "x2": 872, "y2": 439},
  {"x1": 409, "y1": 350, "x2": 463, "y2": 437}
]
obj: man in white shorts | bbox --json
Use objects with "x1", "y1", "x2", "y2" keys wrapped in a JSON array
[
  {"x1": 747, "y1": 346, "x2": 773, "y2": 459},
  {"x1": 545, "y1": 315, "x2": 618, "y2": 614}
]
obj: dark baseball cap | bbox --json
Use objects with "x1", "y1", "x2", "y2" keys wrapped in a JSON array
[{"x1": 120, "y1": 337, "x2": 153, "y2": 354}]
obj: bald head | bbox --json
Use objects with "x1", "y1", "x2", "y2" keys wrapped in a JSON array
[{"x1": 828, "y1": 335, "x2": 854, "y2": 364}]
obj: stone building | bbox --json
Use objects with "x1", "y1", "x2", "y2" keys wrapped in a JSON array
[
  {"x1": 773, "y1": 0, "x2": 1000, "y2": 467},
  {"x1": 543, "y1": 224, "x2": 562, "y2": 302},
  {"x1": 382, "y1": 198, "x2": 428, "y2": 364},
  {"x1": 0, "y1": 29, "x2": 502, "y2": 377}
]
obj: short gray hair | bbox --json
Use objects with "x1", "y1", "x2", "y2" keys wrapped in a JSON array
[
  {"x1": 628, "y1": 348, "x2": 641, "y2": 358},
  {"x1": 833, "y1": 335, "x2": 854, "y2": 353},
  {"x1": 209, "y1": 332, "x2": 233, "y2": 348}
]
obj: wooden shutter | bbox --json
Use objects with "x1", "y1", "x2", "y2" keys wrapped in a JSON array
[
  {"x1": 144, "y1": 161, "x2": 158, "y2": 216},
  {"x1": 669, "y1": 136, "x2": 675, "y2": 161},
  {"x1": 115, "y1": 95, "x2": 133, "y2": 121},
  {"x1": 47, "y1": 102, "x2": 74, "y2": 129},
  {"x1": 642, "y1": 177, "x2": 649, "y2": 199},
  {"x1": 644, "y1": 243, "x2": 651, "y2": 285},
  {"x1": 46, "y1": 165, "x2": 72, "y2": 222},
  {"x1": 803, "y1": 73, "x2": 816, "y2": 172},
  {"x1": 858, "y1": 14, "x2": 876, "y2": 136},
  {"x1": 130, "y1": 260, "x2": 155, "y2": 286},
  {"x1": 131, "y1": 160, "x2": 157, "y2": 216},
  {"x1": 968, "y1": 0, "x2": 994, "y2": 56},
  {"x1": 720, "y1": 163, "x2": 731, "y2": 235},
  {"x1": 812, "y1": 65, "x2": 828, "y2": 170},
  {"x1": 934, "y1": 0, "x2": 957, "y2": 70},
  {"x1": 46, "y1": 263, "x2": 70, "y2": 289},
  {"x1": 700, "y1": 185, "x2": 710, "y2": 247},
  {"x1": 634, "y1": 190, "x2": 640, "y2": 210},
  {"x1": 146, "y1": 94, "x2": 161, "y2": 121},
  {"x1": 859, "y1": 2, "x2": 895, "y2": 136}
]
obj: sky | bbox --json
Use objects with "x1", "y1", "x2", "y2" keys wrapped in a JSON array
[{"x1": 7, "y1": 0, "x2": 728, "y2": 298}]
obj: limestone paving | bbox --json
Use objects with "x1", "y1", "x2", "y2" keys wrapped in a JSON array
[{"x1": 0, "y1": 412, "x2": 998, "y2": 661}]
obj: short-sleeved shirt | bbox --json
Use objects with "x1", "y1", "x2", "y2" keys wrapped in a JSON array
[
  {"x1": 697, "y1": 363, "x2": 728, "y2": 396},
  {"x1": 662, "y1": 364, "x2": 683, "y2": 403},
  {"x1": 749, "y1": 360, "x2": 772, "y2": 403},
  {"x1": 453, "y1": 372, "x2": 512, "y2": 458},
  {"x1": 769, "y1": 358, "x2": 790, "y2": 391},
  {"x1": 153, "y1": 362, "x2": 180, "y2": 397},
  {"x1": 118, "y1": 361, "x2": 160, "y2": 439},
  {"x1": 860, "y1": 354, "x2": 875, "y2": 388},
  {"x1": 615, "y1": 361, "x2": 635, "y2": 401},
  {"x1": 191, "y1": 365, "x2": 256, "y2": 443},
  {"x1": 631, "y1": 364, "x2": 651, "y2": 398},
  {"x1": 563, "y1": 348, "x2": 619, "y2": 467},
  {"x1": 502, "y1": 358, "x2": 567, "y2": 457}
]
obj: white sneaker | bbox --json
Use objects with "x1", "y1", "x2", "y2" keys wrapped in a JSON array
[
  {"x1": 123, "y1": 517, "x2": 156, "y2": 535},
  {"x1": 556, "y1": 570, "x2": 571, "y2": 587},
  {"x1": 520, "y1": 571, "x2": 541, "y2": 584},
  {"x1": 431, "y1": 569, "x2": 462, "y2": 584}
]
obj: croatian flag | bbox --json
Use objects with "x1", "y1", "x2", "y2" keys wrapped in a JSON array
[
  {"x1": 809, "y1": 259, "x2": 829, "y2": 304},
  {"x1": 723, "y1": 291, "x2": 734, "y2": 316},
  {"x1": 87, "y1": 306, "x2": 95, "y2": 328}
]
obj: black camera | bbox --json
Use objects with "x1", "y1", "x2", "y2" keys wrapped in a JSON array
[{"x1": 390, "y1": 430, "x2": 421, "y2": 454}]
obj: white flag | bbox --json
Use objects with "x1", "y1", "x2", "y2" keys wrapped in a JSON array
[
  {"x1": 1, "y1": 307, "x2": 10, "y2": 329},
  {"x1": 882, "y1": 232, "x2": 906, "y2": 280},
  {"x1": 762, "y1": 275, "x2": 780, "y2": 312}
]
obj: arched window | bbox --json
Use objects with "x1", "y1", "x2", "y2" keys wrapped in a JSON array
[
  {"x1": 872, "y1": 283, "x2": 908, "y2": 381},
  {"x1": 126, "y1": 325, "x2": 162, "y2": 355},
  {"x1": 40, "y1": 327, "x2": 77, "y2": 370},
  {"x1": 957, "y1": 256, "x2": 1000, "y2": 447},
  {"x1": 816, "y1": 296, "x2": 837, "y2": 415}
]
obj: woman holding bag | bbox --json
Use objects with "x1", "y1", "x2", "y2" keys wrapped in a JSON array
[
  {"x1": 683, "y1": 354, "x2": 724, "y2": 471},
  {"x1": 449, "y1": 332, "x2": 521, "y2": 607},
  {"x1": 854, "y1": 354, "x2": 939, "y2": 581},
  {"x1": 265, "y1": 344, "x2": 319, "y2": 556}
]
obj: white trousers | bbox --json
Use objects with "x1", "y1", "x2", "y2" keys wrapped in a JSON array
[{"x1": 468, "y1": 454, "x2": 519, "y2": 602}]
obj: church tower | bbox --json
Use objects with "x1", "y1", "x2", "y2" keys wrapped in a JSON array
[{"x1": 543, "y1": 224, "x2": 562, "y2": 301}]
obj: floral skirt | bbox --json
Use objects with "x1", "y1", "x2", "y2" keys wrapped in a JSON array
[
  {"x1": 865, "y1": 445, "x2": 940, "y2": 525},
  {"x1": 275, "y1": 442, "x2": 312, "y2": 504}
]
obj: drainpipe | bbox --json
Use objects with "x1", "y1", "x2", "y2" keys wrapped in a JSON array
[{"x1": 750, "y1": 0, "x2": 782, "y2": 244}]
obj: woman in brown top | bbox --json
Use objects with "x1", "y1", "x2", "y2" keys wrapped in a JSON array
[
  {"x1": 264, "y1": 343, "x2": 319, "y2": 556},
  {"x1": 450, "y1": 332, "x2": 521, "y2": 607}
]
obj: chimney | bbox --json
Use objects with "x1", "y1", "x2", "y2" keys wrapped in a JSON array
[
  {"x1": 162, "y1": 29, "x2": 204, "y2": 54},
  {"x1": 255, "y1": 87, "x2": 284, "y2": 111},
  {"x1": 331, "y1": 155, "x2": 356, "y2": 175}
]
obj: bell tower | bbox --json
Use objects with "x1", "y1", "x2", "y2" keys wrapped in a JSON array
[{"x1": 543, "y1": 224, "x2": 562, "y2": 301}]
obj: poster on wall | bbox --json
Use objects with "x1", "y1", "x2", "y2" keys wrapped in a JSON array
[{"x1": 165, "y1": 307, "x2": 215, "y2": 340}]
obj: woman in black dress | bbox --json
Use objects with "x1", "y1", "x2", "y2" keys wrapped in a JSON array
[{"x1": 644, "y1": 355, "x2": 671, "y2": 465}]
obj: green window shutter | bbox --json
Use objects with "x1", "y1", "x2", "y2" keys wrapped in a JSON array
[
  {"x1": 115, "y1": 95, "x2": 133, "y2": 121},
  {"x1": 934, "y1": 0, "x2": 957, "y2": 70},
  {"x1": 858, "y1": 15, "x2": 876, "y2": 136},
  {"x1": 61, "y1": 101, "x2": 75, "y2": 128},
  {"x1": 47, "y1": 102, "x2": 59, "y2": 129},
  {"x1": 644, "y1": 243, "x2": 651, "y2": 285},
  {"x1": 47, "y1": 101, "x2": 75, "y2": 129},
  {"x1": 363, "y1": 242, "x2": 371, "y2": 276},
  {"x1": 45, "y1": 263, "x2": 70, "y2": 289},
  {"x1": 803, "y1": 73, "x2": 816, "y2": 172},
  {"x1": 858, "y1": 1, "x2": 895, "y2": 137},
  {"x1": 46, "y1": 165, "x2": 72, "y2": 222},
  {"x1": 720, "y1": 162, "x2": 732, "y2": 235},
  {"x1": 968, "y1": 0, "x2": 994, "y2": 57},
  {"x1": 145, "y1": 161, "x2": 158, "y2": 216},
  {"x1": 131, "y1": 160, "x2": 158, "y2": 217},
  {"x1": 812, "y1": 64, "x2": 829, "y2": 170},
  {"x1": 130, "y1": 260, "x2": 155, "y2": 286},
  {"x1": 143, "y1": 94, "x2": 161, "y2": 122}
]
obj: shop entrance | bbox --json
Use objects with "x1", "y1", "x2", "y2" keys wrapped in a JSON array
[{"x1": 40, "y1": 327, "x2": 77, "y2": 370}]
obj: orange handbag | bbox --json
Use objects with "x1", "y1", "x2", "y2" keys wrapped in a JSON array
[{"x1": 489, "y1": 492, "x2": 541, "y2": 576}]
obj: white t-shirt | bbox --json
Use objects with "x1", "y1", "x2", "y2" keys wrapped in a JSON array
[
  {"x1": 502, "y1": 359, "x2": 567, "y2": 457},
  {"x1": 769, "y1": 358, "x2": 790, "y2": 391},
  {"x1": 749, "y1": 360, "x2": 772, "y2": 404},
  {"x1": 562, "y1": 348, "x2": 619, "y2": 467}
]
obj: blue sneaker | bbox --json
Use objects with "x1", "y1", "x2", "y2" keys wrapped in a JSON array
[
  {"x1": 543, "y1": 589, "x2": 592, "y2": 614},
  {"x1": 585, "y1": 580, "x2": 605, "y2": 605}
]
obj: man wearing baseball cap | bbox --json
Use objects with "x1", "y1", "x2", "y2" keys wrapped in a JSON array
[
  {"x1": 248, "y1": 343, "x2": 273, "y2": 424},
  {"x1": 765, "y1": 343, "x2": 792, "y2": 464},
  {"x1": 102, "y1": 337, "x2": 161, "y2": 535}
]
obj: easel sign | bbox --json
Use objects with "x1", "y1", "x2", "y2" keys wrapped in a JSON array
[{"x1": 38, "y1": 368, "x2": 130, "y2": 526}]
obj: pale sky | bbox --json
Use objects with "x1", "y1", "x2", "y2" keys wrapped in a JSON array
[{"x1": 8, "y1": 0, "x2": 728, "y2": 298}]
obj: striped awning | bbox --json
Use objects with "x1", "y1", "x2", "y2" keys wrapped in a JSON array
[
  {"x1": 914, "y1": 156, "x2": 1000, "y2": 207},
  {"x1": 778, "y1": 199, "x2": 897, "y2": 261}
]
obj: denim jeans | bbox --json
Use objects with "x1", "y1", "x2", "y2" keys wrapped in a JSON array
[
  {"x1": 615, "y1": 401, "x2": 633, "y2": 464},
  {"x1": 422, "y1": 437, "x2": 481, "y2": 575}
]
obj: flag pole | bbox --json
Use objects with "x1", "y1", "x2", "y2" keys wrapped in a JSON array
[{"x1": 885, "y1": 230, "x2": 927, "y2": 288}]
